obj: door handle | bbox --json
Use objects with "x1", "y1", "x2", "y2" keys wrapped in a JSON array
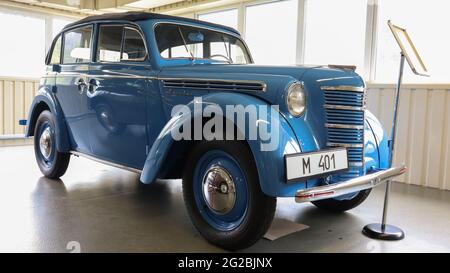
[
  {"x1": 88, "y1": 78, "x2": 99, "y2": 93},
  {"x1": 75, "y1": 77, "x2": 87, "y2": 93}
]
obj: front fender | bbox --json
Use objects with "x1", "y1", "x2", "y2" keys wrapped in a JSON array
[
  {"x1": 365, "y1": 110, "x2": 390, "y2": 169},
  {"x1": 140, "y1": 93, "x2": 308, "y2": 197},
  {"x1": 25, "y1": 86, "x2": 71, "y2": 153}
]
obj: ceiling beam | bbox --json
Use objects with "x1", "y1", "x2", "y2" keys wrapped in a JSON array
[
  {"x1": 0, "y1": 0, "x2": 256, "y2": 18},
  {"x1": 148, "y1": 0, "x2": 246, "y2": 15},
  {"x1": 148, "y1": 0, "x2": 220, "y2": 14},
  {"x1": 0, "y1": 0, "x2": 88, "y2": 17}
]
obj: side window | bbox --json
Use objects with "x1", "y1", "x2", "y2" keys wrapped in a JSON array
[
  {"x1": 50, "y1": 35, "x2": 62, "y2": 64},
  {"x1": 122, "y1": 27, "x2": 146, "y2": 61},
  {"x1": 63, "y1": 26, "x2": 92, "y2": 64},
  {"x1": 97, "y1": 25, "x2": 123, "y2": 62}
]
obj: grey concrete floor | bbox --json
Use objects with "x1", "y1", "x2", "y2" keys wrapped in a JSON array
[{"x1": 1, "y1": 145, "x2": 449, "y2": 253}]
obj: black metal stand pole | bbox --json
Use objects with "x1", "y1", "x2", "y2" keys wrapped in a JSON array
[{"x1": 362, "y1": 53, "x2": 406, "y2": 240}]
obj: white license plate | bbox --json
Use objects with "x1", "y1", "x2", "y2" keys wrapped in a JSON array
[{"x1": 285, "y1": 148, "x2": 348, "y2": 181}]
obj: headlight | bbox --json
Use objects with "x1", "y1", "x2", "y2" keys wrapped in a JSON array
[{"x1": 286, "y1": 82, "x2": 306, "y2": 117}]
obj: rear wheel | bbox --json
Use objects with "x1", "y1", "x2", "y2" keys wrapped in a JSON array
[
  {"x1": 34, "y1": 110, "x2": 70, "y2": 179},
  {"x1": 182, "y1": 140, "x2": 276, "y2": 250},
  {"x1": 311, "y1": 189, "x2": 371, "y2": 212}
]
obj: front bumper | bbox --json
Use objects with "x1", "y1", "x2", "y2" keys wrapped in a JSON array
[{"x1": 295, "y1": 164, "x2": 406, "y2": 203}]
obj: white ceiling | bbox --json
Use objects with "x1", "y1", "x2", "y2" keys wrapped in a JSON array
[{"x1": 0, "y1": 0, "x2": 199, "y2": 16}]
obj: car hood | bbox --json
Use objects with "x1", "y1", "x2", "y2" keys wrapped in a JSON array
[
  {"x1": 158, "y1": 64, "x2": 319, "y2": 104},
  {"x1": 158, "y1": 64, "x2": 364, "y2": 115}
]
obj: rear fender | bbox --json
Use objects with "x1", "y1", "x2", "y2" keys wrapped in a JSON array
[{"x1": 25, "y1": 86, "x2": 71, "y2": 153}]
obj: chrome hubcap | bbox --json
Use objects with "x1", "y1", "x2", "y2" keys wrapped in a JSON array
[
  {"x1": 39, "y1": 127, "x2": 52, "y2": 160},
  {"x1": 202, "y1": 166, "x2": 236, "y2": 214}
]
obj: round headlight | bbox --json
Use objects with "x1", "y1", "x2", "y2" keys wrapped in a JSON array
[{"x1": 286, "y1": 82, "x2": 306, "y2": 117}]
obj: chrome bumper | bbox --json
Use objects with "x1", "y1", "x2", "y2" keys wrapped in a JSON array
[{"x1": 295, "y1": 164, "x2": 406, "y2": 203}]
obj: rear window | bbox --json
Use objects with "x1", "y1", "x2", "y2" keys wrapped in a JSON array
[
  {"x1": 63, "y1": 26, "x2": 93, "y2": 64},
  {"x1": 49, "y1": 35, "x2": 62, "y2": 64}
]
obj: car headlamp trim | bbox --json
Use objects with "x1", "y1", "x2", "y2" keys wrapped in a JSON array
[{"x1": 286, "y1": 81, "x2": 306, "y2": 117}]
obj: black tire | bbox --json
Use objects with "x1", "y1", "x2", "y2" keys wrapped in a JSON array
[
  {"x1": 182, "y1": 140, "x2": 276, "y2": 250},
  {"x1": 311, "y1": 189, "x2": 371, "y2": 212},
  {"x1": 34, "y1": 110, "x2": 70, "y2": 179}
]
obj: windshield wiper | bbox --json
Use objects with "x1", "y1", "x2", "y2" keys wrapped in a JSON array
[{"x1": 177, "y1": 26, "x2": 195, "y2": 61}]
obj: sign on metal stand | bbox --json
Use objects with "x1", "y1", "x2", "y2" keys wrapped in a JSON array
[{"x1": 362, "y1": 20, "x2": 429, "y2": 240}]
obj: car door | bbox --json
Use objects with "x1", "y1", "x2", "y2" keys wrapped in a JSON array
[
  {"x1": 56, "y1": 25, "x2": 93, "y2": 153},
  {"x1": 87, "y1": 24, "x2": 159, "y2": 169}
]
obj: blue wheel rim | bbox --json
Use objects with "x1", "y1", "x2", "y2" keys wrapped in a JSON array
[
  {"x1": 193, "y1": 150, "x2": 249, "y2": 231},
  {"x1": 37, "y1": 121, "x2": 56, "y2": 168}
]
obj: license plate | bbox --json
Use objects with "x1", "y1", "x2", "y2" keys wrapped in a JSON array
[{"x1": 285, "y1": 148, "x2": 348, "y2": 181}]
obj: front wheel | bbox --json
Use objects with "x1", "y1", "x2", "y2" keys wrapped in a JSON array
[
  {"x1": 34, "y1": 110, "x2": 70, "y2": 179},
  {"x1": 311, "y1": 189, "x2": 371, "y2": 212},
  {"x1": 182, "y1": 140, "x2": 276, "y2": 250}
]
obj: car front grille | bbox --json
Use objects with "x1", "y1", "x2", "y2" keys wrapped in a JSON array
[{"x1": 321, "y1": 85, "x2": 366, "y2": 181}]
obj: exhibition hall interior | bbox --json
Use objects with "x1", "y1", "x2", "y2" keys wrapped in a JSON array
[{"x1": 0, "y1": 0, "x2": 449, "y2": 253}]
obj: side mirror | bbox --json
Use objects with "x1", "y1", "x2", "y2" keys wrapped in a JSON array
[{"x1": 52, "y1": 64, "x2": 61, "y2": 73}]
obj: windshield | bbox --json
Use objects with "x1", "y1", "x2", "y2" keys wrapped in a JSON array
[{"x1": 154, "y1": 23, "x2": 251, "y2": 64}]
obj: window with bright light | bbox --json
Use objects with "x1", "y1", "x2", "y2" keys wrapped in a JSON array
[
  {"x1": 198, "y1": 9, "x2": 238, "y2": 30},
  {"x1": 0, "y1": 11, "x2": 46, "y2": 78},
  {"x1": 52, "y1": 18, "x2": 73, "y2": 38},
  {"x1": 304, "y1": 0, "x2": 367, "y2": 74},
  {"x1": 375, "y1": 0, "x2": 450, "y2": 83},
  {"x1": 245, "y1": 0, "x2": 298, "y2": 65},
  {"x1": 49, "y1": 35, "x2": 62, "y2": 64},
  {"x1": 155, "y1": 23, "x2": 250, "y2": 64},
  {"x1": 63, "y1": 26, "x2": 92, "y2": 64}
]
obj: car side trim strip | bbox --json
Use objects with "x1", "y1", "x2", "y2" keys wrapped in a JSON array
[
  {"x1": 320, "y1": 85, "x2": 365, "y2": 92},
  {"x1": 323, "y1": 104, "x2": 365, "y2": 111},
  {"x1": 325, "y1": 123, "x2": 364, "y2": 130},
  {"x1": 71, "y1": 151, "x2": 142, "y2": 173}
]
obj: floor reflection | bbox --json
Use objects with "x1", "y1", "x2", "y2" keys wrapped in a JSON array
[{"x1": 1, "y1": 145, "x2": 450, "y2": 252}]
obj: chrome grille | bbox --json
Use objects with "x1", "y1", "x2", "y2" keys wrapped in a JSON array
[
  {"x1": 162, "y1": 79, "x2": 266, "y2": 92},
  {"x1": 321, "y1": 85, "x2": 366, "y2": 181}
]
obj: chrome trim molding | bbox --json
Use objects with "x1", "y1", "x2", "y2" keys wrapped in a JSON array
[
  {"x1": 92, "y1": 74, "x2": 153, "y2": 79},
  {"x1": 327, "y1": 142, "x2": 364, "y2": 148},
  {"x1": 70, "y1": 151, "x2": 142, "y2": 174},
  {"x1": 323, "y1": 104, "x2": 366, "y2": 111},
  {"x1": 56, "y1": 72, "x2": 155, "y2": 80},
  {"x1": 325, "y1": 123, "x2": 364, "y2": 130},
  {"x1": 348, "y1": 162, "x2": 364, "y2": 167},
  {"x1": 160, "y1": 77, "x2": 267, "y2": 92},
  {"x1": 321, "y1": 85, "x2": 365, "y2": 92},
  {"x1": 295, "y1": 164, "x2": 407, "y2": 203},
  {"x1": 327, "y1": 64, "x2": 357, "y2": 71}
]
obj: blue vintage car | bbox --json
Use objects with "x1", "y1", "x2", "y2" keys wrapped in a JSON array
[{"x1": 25, "y1": 12, "x2": 405, "y2": 249}]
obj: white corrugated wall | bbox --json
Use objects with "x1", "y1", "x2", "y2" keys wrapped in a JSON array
[
  {"x1": 366, "y1": 84, "x2": 450, "y2": 190},
  {"x1": 0, "y1": 77, "x2": 38, "y2": 146}
]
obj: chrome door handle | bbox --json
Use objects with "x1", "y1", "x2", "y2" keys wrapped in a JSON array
[
  {"x1": 75, "y1": 77, "x2": 87, "y2": 93},
  {"x1": 88, "y1": 78, "x2": 99, "y2": 93}
]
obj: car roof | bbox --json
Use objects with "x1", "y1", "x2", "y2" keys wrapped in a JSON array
[{"x1": 65, "y1": 11, "x2": 240, "y2": 36}]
